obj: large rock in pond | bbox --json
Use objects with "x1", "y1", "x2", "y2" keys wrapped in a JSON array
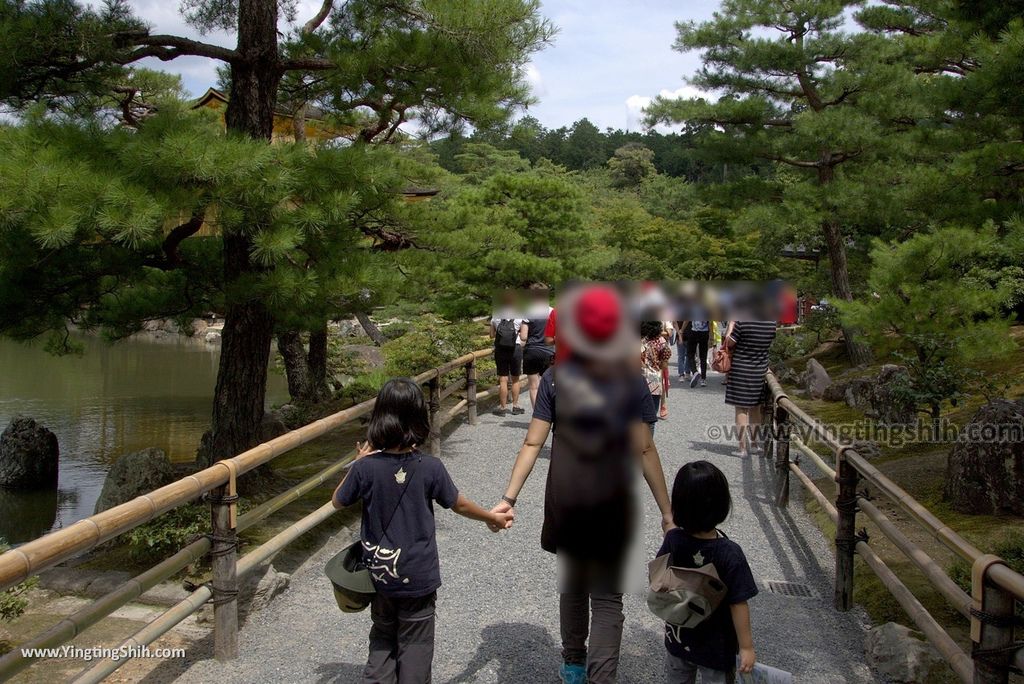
[
  {"x1": 94, "y1": 448, "x2": 176, "y2": 513},
  {"x1": 944, "y1": 399, "x2": 1024, "y2": 516},
  {"x1": 801, "y1": 358, "x2": 832, "y2": 399},
  {"x1": 0, "y1": 417, "x2": 59, "y2": 489},
  {"x1": 865, "y1": 622, "x2": 947, "y2": 684}
]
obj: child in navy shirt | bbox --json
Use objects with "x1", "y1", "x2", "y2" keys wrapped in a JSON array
[
  {"x1": 657, "y1": 461, "x2": 758, "y2": 684},
  {"x1": 333, "y1": 378, "x2": 512, "y2": 683}
]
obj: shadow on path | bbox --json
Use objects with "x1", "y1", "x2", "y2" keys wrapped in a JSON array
[{"x1": 445, "y1": 622, "x2": 559, "y2": 683}]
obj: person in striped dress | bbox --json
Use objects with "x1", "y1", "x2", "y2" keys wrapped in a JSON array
[{"x1": 723, "y1": 320, "x2": 777, "y2": 457}]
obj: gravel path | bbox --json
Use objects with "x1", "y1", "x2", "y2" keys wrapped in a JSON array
[{"x1": 175, "y1": 354, "x2": 877, "y2": 684}]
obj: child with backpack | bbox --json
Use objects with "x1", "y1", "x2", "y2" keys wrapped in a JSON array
[
  {"x1": 651, "y1": 461, "x2": 757, "y2": 683},
  {"x1": 332, "y1": 378, "x2": 514, "y2": 683}
]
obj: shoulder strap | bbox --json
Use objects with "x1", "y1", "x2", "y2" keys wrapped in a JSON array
[{"x1": 378, "y1": 457, "x2": 419, "y2": 544}]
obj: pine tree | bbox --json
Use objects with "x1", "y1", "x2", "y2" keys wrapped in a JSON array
[
  {"x1": 0, "y1": 0, "x2": 554, "y2": 463},
  {"x1": 645, "y1": 0, "x2": 913, "y2": 364},
  {"x1": 608, "y1": 143, "x2": 656, "y2": 189}
]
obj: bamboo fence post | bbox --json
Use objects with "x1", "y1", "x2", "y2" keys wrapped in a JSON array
[
  {"x1": 466, "y1": 359, "x2": 478, "y2": 425},
  {"x1": 209, "y1": 477, "x2": 239, "y2": 660},
  {"x1": 834, "y1": 446, "x2": 859, "y2": 611},
  {"x1": 773, "y1": 406, "x2": 791, "y2": 507},
  {"x1": 428, "y1": 375, "x2": 441, "y2": 456},
  {"x1": 972, "y1": 562, "x2": 1016, "y2": 684}
]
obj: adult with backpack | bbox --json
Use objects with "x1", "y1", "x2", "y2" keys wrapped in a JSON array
[
  {"x1": 490, "y1": 299, "x2": 527, "y2": 416},
  {"x1": 491, "y1": 285, "x2": 674, "y2": 684}
]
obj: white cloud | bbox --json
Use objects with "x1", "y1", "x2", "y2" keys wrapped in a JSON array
[
  {"x1": 625, "y1": 85, "x2": 708, "y2": 131},
  {"x1": 524, "y1": 63, "x2": 547, "y2": 98}
]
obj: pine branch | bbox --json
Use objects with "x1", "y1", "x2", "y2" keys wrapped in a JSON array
[
  {"x1": 281, "y1": 57, "x2": 336, "y2": 71},
  {"x1": 163, "y1": 211, "x2": 205, "y2": 265},
  {"x1": 302, "y1": 0, "x2": 334, "y2": 34},
  {"x1": 114, "y1": 32, "x2": 239, "y2": 64}
]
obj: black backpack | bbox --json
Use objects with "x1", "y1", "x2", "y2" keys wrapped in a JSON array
[{"x1": 495, "y1": 319, "x2": 518, "y2": 348}]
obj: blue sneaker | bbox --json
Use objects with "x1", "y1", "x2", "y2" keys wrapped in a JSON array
[{"x1": 560, "y1": 662, "x2": 587, "y2": 684}]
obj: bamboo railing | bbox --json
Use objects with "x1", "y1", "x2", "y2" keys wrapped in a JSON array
[
  {"x1": 0, "y1": 348, "x2": 503, "y2": 682},
  {"x1": 763, "y1": 371, "x2": 1024, "y2": 684}
]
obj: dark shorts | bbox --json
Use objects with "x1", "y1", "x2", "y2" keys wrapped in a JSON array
[
  {"x1": 523, "y1": 346, "x2": 554, "y2": 376},
  {"x1": 494, "y1": 344, "x2": 523, "y2": 377}
]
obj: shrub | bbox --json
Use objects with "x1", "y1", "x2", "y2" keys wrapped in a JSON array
[
  {"x1": 124, "y1": 505, "x2": 207, "y2": 563},
  {"x1": 382, "y1": 316, "x2": 489, "y2": 380},
  {"x1": 340, "y1": 368, "x2": 391, "y2": 404},
  {"x1": 769, "y1": 331, "x2": 812, "y2": 367},
  {"x1": 802, "y1": 305, "x2": 840, "y2": 345},
  {"x1": 0, "y1": 538, "x2": 37, "y2": 622}
]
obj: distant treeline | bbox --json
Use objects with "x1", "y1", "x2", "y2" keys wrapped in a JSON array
[{"x1": 429, "y1": 116, "x2": 731, "y2": 182}]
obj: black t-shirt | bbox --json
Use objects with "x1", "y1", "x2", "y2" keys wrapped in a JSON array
[
  {"x1": 533, "y1": 365, "x2": 658, "y2": 426},
  {"x1": 525, "y1": 307, "x2": 554, "y2": 353},
  {"x1": 533, "y1": 362, "x2": 657, "y2": 558},
  {"x1": 334, "y1": 450, "x2": 459, "y2": 598},
  {"x1": 656, "y1": 528, "x2": 759, "y2": 671}
]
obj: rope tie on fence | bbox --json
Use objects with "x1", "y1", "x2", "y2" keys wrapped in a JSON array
[
  {"x1": 969, "y1": 607, "x2": 1024, "y2": 629},
  {"x1": 183, "y1": 576, "x2": 240, "y2": 607},
  {"x1": 210, "y1": 583, "x2": 239, "y2": 607},
  {"x1": 203, "y1": 532, "x2": 239, "y2": 558}
]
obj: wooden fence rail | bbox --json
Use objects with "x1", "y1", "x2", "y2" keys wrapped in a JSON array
[
  {"x1": 0, "y1": 348, "x2": 499, "y2": 682},
  {"x1": 763, "y1": 371, "x2": 1024, "y2": 684}
]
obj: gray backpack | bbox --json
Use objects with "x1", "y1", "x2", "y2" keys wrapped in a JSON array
[{"x1": 646, "y1": 552, "x2": 728, "y2": 628}]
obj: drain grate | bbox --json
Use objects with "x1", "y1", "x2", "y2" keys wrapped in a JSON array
[{"x1": 765, "y1": 580, "x2": 815, "y2": 598}]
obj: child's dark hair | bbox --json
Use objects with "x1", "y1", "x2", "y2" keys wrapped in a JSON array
[
  {"x1": 671, "y1": 461, "x2": 731, "y2": 533},
  {"x1": 367, "y1": 378, "x2": 430, "y2": 451},
  {"x1": 640, "y1": 320, "x2": 663, "y2": 341}
]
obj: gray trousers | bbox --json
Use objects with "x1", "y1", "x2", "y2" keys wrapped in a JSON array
[
  {"x1": 559, "y1": 591, "x2": 625, "y2": 683},
  {"x1": 363, "y1": 591, "x2": 436, "y2": 684},
  {"x1": 665, "y1": 653, "x2": 735, "y2": 684}
]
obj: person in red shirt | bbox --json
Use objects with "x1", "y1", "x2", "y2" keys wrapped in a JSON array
[{"x1": 544, "y1": 308, "x2": 573, "y2": 363}]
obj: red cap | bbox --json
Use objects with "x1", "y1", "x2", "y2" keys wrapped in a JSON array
[{"x1": 574, "y1": 287, "x2": 620, "y2": 342}]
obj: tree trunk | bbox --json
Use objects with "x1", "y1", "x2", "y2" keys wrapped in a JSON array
[
  {"x1": 277, "y1": 323, "x2": 330, "y2": 404},
  {"x1": 355, "y1": 311, "x2": 386, "y2": 346},
  {"x1": 202, "y1": 236, "x2": 276, "y2": 467},
  {"x1": 292, "y1": 103, "x2": 307, "y2": 143},
  {"x1": 200, "y1": 0, "x2": 283, "y2": 465},
  {"x1": 307, "y1": 321, "x2": 329, "y2": 398},
  {"x1": 819, "y1": 163, "x2": 871, "y2": 366},
  {"x1": 277, "y1": 331, "x2": 312, "y2": 401}
]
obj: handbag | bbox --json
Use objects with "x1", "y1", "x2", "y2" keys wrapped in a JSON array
[
  {"x1": 325, "y1": 456, "x2": 417, "y2": 612},
  {"x1": 711, "y1": 345, "x2": 732, "y2": 373},
  {"x1": 646, "y1": 552, "x2": 728, "y2": 628}
]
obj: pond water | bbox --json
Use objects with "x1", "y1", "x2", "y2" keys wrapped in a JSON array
[{"x1": 0, "y1": 334, "x2": 288, "y2": 545}]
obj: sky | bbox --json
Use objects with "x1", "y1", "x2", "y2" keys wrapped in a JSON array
[{"x1": 123, "y1": 0, "x2": 722, "y2": 132}]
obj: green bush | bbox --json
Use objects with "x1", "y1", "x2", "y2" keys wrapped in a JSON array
[
  {"x1": 769, "y1": 331, "x2": 812, "y2": 367},
  {"x1": 340, "y1": 368, "x2": 391, "y2": 404},
  {"x1": 125, "y1": 505, "x2": 208, "y2": 563},
  {"x1": 332, "y1": 316, "x2": 493, "y2": 405},
  {"x1": 802, "y1": 306, "x2": 840, "y2": 345},
  {"x1": 381, "y1": 316, "x2": 489, "y2": 380},
  {"x1": 0, "y1": 538, "x2": 37, "y2": 622}
]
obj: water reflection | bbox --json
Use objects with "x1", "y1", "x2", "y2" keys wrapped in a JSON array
[{"x1": 0, "y1": 333, "x2": 288, "y2": 544}]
